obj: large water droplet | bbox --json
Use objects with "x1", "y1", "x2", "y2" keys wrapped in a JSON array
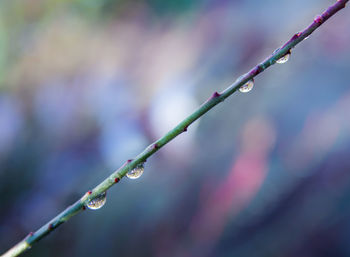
[
  {"x1": 86, "y1": 192, "x2": 106, "y2": 210},
  {"x1": 276, "y1": 52, "x2": 290, "y2": 64},
  {"x1": 126, "y1": 163, "x2": 144, "y2": 179},
  {"x1": 239, "y1": 79, "x2": 254, "y2": 93}
]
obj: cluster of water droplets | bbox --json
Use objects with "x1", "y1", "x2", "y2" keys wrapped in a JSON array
[
  {"x1": 237, "y1": 48, "x2": 292, "y2": 93},
  {"x1": 86, "y1": 43, "x2": 295, "y2": 211},
  {"x1": 86, "y1": 48, "x2": 293, "y2": 210},
  {"x1": 126, "y1": 163, "x2": 145, "y2": 179},
  {"x1": 85, "y1": 48, "x2": 293, "y2": 211},
  {"x1": 86, "y1": 192, "x2": 107, "y2": 210},
  {"x1": 85, "y1": 162, "x2": 145, "y2": 210}
]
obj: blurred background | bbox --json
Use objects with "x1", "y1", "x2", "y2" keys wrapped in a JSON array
[{"x1": 0, "y1": 0, "x2": 350, "y2": 256}]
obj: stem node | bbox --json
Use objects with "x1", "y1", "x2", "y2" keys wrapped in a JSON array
[{"x1": 314, "y1": 15, "x2": 323, "y2": 24}]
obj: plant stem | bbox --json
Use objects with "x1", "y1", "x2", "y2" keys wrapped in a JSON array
[{"x1": 1, "y1": 1, "x2": 348, "y2": 256}]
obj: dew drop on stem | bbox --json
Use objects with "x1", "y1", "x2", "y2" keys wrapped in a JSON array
[
  {"x1": 239, "y1": 79, "x2": 254, "y2": 93},
  {"x1": 126, "y1": 163, "x2": 144, "y2": 179},
  {"x1": 86, "y1": 192, "x2": 107, "y2": 210},
  {"x1": 276, "y1": 52, "x2": 291, "y2": 64}
]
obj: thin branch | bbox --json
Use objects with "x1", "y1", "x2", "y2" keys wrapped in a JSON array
[{"x1": 1, "y1": 0, "x2": 348, "y2": 256}]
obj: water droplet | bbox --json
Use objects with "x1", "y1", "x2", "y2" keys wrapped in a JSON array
[
  {"x1": 239, "y1": 79, "x2": 254, "y2": 93},
  {"x1": 86, "y1": 192, "x2": 106, "y2": 210},
  {"x1": 127, "y1": 163, "x2": 144, "y2": 179},
  {"x1": 276, "y1": 52, "x2": 290, "y2": 64}
]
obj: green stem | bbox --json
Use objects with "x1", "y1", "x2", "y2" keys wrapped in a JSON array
[{"x1": 1, "y1": 1, "x2": 348, "y2": 256}]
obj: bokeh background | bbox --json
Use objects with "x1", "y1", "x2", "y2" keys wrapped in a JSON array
[{"x1": 1, "y1": 0, "x2": 350, "y2": 256}]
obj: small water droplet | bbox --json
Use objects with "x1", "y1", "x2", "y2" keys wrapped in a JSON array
[
  {"x1": 276, "y1": 52, "x2": 290, "y2": 64},
  {"x1": 127, "y1": 163, "x2": 144, "y2": 179},
  {"x1": 239, "y1": 79, "x2": 254, "y2": 93},
  {"x1": 86, "y1": 192, "x2": 106, "y2": 210}
]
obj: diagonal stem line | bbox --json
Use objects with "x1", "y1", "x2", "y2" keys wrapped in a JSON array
[{"x1": 1, "y1": 0, "x2": 348, "y2": 256}]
